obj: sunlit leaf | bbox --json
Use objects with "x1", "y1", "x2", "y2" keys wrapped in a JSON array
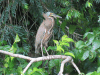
[
  {"x1": 85, "y1": 1, "x2": 92, "y2": 8},
  {"x1": 24, "y1": 3, "x2": 29, "y2": 9},
  {"x1": 15, "y1": 34, "x2": 20, "y2": 43},
  {"x1": 86, "y1": 72, "x2": 93, "y2": 75},
  {"x1": 53, "y1": 40, "x2": 59, "y2": 45},
  {"x1": 97, "y1": 67, "x2": 100, "y2": 73},
  {"x1": 4, "y1": 63, "x2": 8, "y2": 68},
  {"x1": 9, "y1": 43, "x2": 17, "y2": 53},
  {"x1": 65, "y1": 52, "x2": 75, "y2": 58},
  {"x1": 57, "y1": 45, "x2": 64, "y2": 52},
  {"x1": 60, "y1": 42, "x2": 70, "y2": 47}
]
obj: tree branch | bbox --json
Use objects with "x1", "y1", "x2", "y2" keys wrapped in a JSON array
[{"x1": 0, "y1": 50, "x2": 81, "y2": 75}]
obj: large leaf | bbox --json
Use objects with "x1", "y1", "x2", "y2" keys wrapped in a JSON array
[
  {"x1": 76, "y1": 41, "x2": 85, "y2": 49},
  {"x1": 83, "y1": 32, "x2": 93, "y2": 39},
  {"x1": 81, "y1": 51, "x2": 89, "y2": 61},
  {"x1": 91, "y1": 40, "x2": 100, "y2": 51},
  {"x1": 86, "y1": 36, "x2": 94, "y2": 46}
]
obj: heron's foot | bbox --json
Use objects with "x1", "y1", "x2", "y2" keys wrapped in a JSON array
[
  {"x1": 45, "y1": 50, "x2": 49, "y2": 56},
  {"x1": 48, "y1": 31, "x2": 50, "y2": 34},
  {"x1": 42, "y1": 54, "x2": 45, "y2": 57},
  {"x1": 47, "y1": 52, "x2": 49, "y2": 56}
]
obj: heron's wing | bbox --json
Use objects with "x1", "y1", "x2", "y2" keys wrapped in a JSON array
[{"x1": 35, "y1": 22, "x2": 46, "y2": 47}]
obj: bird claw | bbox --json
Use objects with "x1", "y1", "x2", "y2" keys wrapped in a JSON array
[{"x1": 48, "y1": 31, "x2": 50, "y2": 34}]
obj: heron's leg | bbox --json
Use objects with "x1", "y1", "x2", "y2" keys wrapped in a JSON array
[
  {"x1": 44, "y1": 46, "x2": 49, "y2": 56},
  {"x1": 41, "y1": 40, "x2": 44, "y2": 56},
  {"x1": 41, "y1": 29, "x2": 47, "y2": 56}
]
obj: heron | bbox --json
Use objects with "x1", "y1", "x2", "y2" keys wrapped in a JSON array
[{"x1": 35, "y1": 12, "x2": 62, "y2": 56}]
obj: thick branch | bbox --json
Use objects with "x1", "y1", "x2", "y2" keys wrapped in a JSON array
[
  {"x1": 0, "y1": 50, "x2": 71, "y2": 61},
  {"x1": 0, "y1": 50, "x2": 81, "y2": 75}
]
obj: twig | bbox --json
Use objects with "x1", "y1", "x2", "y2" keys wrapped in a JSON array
[{"x1": 39, "y1": 0, "x2": 49, "y2": 11}]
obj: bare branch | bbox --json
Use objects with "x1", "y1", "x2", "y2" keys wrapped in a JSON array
[
  {"x1": 71, "y1": 59, "x2": 81, "y2": 74},
  {"x1": 0, "y1": 50, "x2": 32, "y2": 60},
  {"x1": 58, "y1": 57, "x2": 72, "y2": 75},
  {"x1": 0, "y1": 50, "x2": 81, "y2": 75}
]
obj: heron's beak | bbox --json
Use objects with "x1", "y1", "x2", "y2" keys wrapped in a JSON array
[{"x1": 50, "y1": 13, "x2": 62, "y2": 18}]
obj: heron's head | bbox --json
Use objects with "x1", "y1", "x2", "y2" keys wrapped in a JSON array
[{"x1": 46, "y1": 12, "x2": 62, "y2": 18}]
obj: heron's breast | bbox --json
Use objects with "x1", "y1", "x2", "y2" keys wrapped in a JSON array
[{"x1": 44, "y1": 18, "x2": 55, "y2": 29}]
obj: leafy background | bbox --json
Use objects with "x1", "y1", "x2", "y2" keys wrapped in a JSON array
[{"x1": 0, "y1": 0, "x2": 100, "y2": 75}]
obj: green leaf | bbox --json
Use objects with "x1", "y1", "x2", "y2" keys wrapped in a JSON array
[
  {"x1": 91, "y1": 71, "x2": 98, "y2": 75},
  {"x1": 86, "y1": 72, "x2": 93, "y2": 75},
  {"x1": 60, "y1": 21, "x2": 67, "y2": 32},
  {"x1": 60, "y1": 42, "x2": 70, "y2": 47},
  {"x1": 91, "y1": 40, "x2": 100, "y2": 51},
  {"x1": 62, "y1": 35, "x2": 74, "y2": 42},
  {"x1": 33, "y1": 61, "x2": 42, "y2": 68},
  {"x1": 53, "y1": 40, "x2": 59, "y2": 45},
  {"x1": 4, "y1": 63, "x2": 8, "y2": 68},
  {"x1": 69, "y1": 25, "x2": 76, "y2": 34},
  {"x1": 86, "y1": 36, "x2": 94, "y2": 46},
  {"x1": 97, "y1": 67, "x2": 100, "y2": 73},
  {"x1": 57, "y1": 45, "x2": 64, "y2": 52},
  {"x1": 9, "y1": 43, "x2": 18, "y2": 53},
  {"x1": 85, "y1": 1, "x2": 92, "y2": 8},
  {"x1": 65, "y1": 52, "x2": 75, "y2": 58},
  {"x1": 24, "y1": 3, "x2": 29, "y2": 10},
  {"x1": 49, "y1": 60, "x2": 56, "y2": 71},
  {"x1": 47, "y1": 46, "x2": 57, "y2": 51},
  {"x1": 33, "y1": 67, "x2": 42, "y2": 73},
  {"x1": 15, "y1": 34, "x2": 20, "y2": 43},
  {"x1": 74, "y1": 10, "x2": 81, "y2": 18},
  {"x1": 81, "y1": 51, "x2": 89, "y2": 61},
  {"x1": 62, "y1": 35, "x2": 68, "y2": 40},
  {"x1": 65, "y1": 38, "x2": 74, "y2": 42},
  {"x1": 0, "y1": 45, "x2": 11, "y2": 51},
  {"x1": 83, "y1": 32, "x2": 93, "y2": 39},
  {"x1": 76, "y1": 41, "x2": 85, "y2": 49},
  {"x1": 0, "y1": 40, "x2": 7, "y2": 45},
  {"x1": 5, "y1": 57, "x2": 10, "y2": 62},
  {"x1": 89, "y1": 51, "x2": 96, "y2": 60}
]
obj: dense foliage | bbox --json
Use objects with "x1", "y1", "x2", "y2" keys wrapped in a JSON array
[{"x1": 0, "y1": 0, "x2": 100, "y2": 75}]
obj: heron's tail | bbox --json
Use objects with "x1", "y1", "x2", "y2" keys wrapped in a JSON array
[
  {"x1": 35, "y1": 43, "x2": 41, "y2": 57},
  {"x1": 35, "y1": 44, "x2": 39, "y2": 53}
]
